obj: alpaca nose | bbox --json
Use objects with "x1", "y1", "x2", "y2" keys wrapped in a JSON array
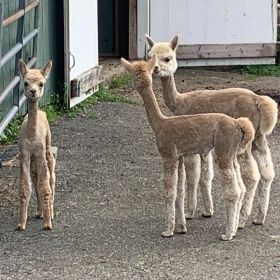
[
  {"x1": 30, "y1": 89, "x2": 36, "y2": 96},
  {"x1": 154, "y1": 66, "x2": 160, "y2": 74}
]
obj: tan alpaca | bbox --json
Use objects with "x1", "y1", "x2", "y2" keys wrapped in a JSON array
[
  {"x1": 121, "y1": 55, "x2": 255, "y2": 241},
  {"x1": 17, "y1": 59, "x2": 56, "y2": 230},
  {"x1": 146, "y1": 34, "x2": 277, "y2": 228}
]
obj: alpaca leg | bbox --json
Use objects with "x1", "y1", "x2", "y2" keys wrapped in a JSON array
[
  {"x1": 161, "y1": 157, "x2": 178, "y2": 238},
  {"x1": 252, "y1": 135, "x2": 275, "y2": 225},
  {"x1": 175, "y1": 156, "x2": 187, "y2": 234},
  {"x1": 218, "y1": 165, "x2": 241, "y2": 241},
  {"x1": 185, "y1": 154, "x2": 201, "y2": 219},
  {"x1": 47, "y1": 150, "x2": 56, "y2": 220},
  {"x1": 237, "y1": 151, "x2": 260, "y2": 229},
  {"x1": 31, "y1": 157, "x2": 42, "y2": 219},
  {"x1": 18, "y1": 154, "x2": 31, "y2": 230},
  {"x1": 37, "y1": 158, "x2": 52, "y2": 230},
  {"x1": 233, "y1": 158, "x2": 246, "y2": 235},
  {"x1": 200, "y1": 152, "x2": 214, "y2": 218}
]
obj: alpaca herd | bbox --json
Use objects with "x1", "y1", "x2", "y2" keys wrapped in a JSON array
[{"x1": 16, "y1": 34, "x2": 278, "y2": 241}]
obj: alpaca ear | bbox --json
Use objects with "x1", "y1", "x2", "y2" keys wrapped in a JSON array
[
  {"x1": 145, "y1": 34, "x2": 156, "y2": 48},
  {"x1": 120, "y1": 58, "x2": 132, "y2": 72},
  {"x1": 18, "y1": 59, "x2": 29, "y2": 77},
  {"x1": 170, "y1": 34, "x2": 179, "y2": 51},
  {"x1": 148, "y1": 54, "x2": 157, "y2": 71},
  {"x1": 41, "y1": 60, "x2": 53, "y2": 79}
]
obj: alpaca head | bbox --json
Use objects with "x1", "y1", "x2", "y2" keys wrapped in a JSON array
[
  {"x1": 120, "y1": 55, "x2": 157, "y2": 90},
  {"x1": 146, "y1": 34, "x2": 179, "y2": 77},
  {"x1": 19, "y1": 59, "x2": 53, "y2": 102}
]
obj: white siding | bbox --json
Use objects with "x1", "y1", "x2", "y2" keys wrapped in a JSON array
[
  {"x1": 69, "y1": 0, "x2": 98, "y2": 80},
  {"x1": 150, "y1": 0, "x2": 276, "y2": 44}
]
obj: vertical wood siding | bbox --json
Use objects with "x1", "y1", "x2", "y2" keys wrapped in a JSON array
[{"x1": 0, "y1": 0, "x2": 63, "y2": 122}]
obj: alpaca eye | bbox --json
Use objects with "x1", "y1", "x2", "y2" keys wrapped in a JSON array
[
  {"x1": 38, "y1": 82, "x2": 43, "y2": 88},
  {"x1": 165, "y1": 57, "x2": 171, "y2": 63},
  {"x1": 24, "y1": 81, "x2": 29, "y2": 87}
]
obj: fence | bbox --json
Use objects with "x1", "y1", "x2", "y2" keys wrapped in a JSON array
[{"x1": 0, "y1": 0, "x2": 63, "y2": 136}]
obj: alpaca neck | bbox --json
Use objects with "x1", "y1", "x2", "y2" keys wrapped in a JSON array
[
  {"x1": 160, "y1": 74, "x2": 180, "y2": 112},
  {"x1": 27, "y1": 99, "x2": 39, "y2": 131},
  {"x1": 139, "y1": 85, "x2": 165, "y2": 132}
]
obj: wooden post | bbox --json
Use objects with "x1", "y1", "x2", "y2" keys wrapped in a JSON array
[{"x1": 129, "y1": 0, "x2": 137, "y2": 59}]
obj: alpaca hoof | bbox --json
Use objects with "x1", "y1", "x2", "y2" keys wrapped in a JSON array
[
  {"x1": 161, "y1": 230, "x2": 174, "y2": 238},
  {"x1": 202, "y1": 213, "x2": 213, "y2": 218},
  {"x1": 252, "y1": 219, "x2": 264, "y2": 226},
  {"x1": 17, "y1": 224, "x2": 26, "y2": 231},
  {"x1": 175, "y1": 224, "x2": 187, "y2": 234},
  {"x1": 221, "y1": 234, "x2": 233, "y2": 241},
  {"x1": 43, "y1": 223, "x2": 52, "y2": 230},
  {"x1": 35, "y1": 213, "x2": 43, "y2": 219},
  {"x1": 185, "y1": 212, "x2": 194, "y2": 220},
  {"x1": 238, "y1": 221, "x2": 245, "y2": 229}
]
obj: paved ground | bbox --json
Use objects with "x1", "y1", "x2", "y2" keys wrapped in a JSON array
[{"x1": 0, "y1": 67, "x2": 280, "y2": 279}]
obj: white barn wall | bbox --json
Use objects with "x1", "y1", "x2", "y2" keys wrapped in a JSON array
[
  {"x1": 147, "y1": 0, "x2": 277, "y2": 65},
  {"x1": 150, "y1": 0, "x2": 276, "y2": 44}
]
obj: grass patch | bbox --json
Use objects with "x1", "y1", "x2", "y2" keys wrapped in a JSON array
[
  {"x1": 110, "y1": 73, "x2": 132, "y2": 89},
  {"x1": 0, "y1": 117, "x2": 23, "y2": 145},
  {"x1": 0, "y1": 73, "x2": 133, "y2": 144},
  {"x1": 241, "y1": 64, "x2": 280, "y2": 77}
]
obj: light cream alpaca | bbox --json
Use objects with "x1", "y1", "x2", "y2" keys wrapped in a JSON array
[
  {"x1": 17, "y1": 59, "x2": 55, "y2": 230},
  {"x1": 146, "y1": 34, "x2": 278, "y2": 228},
  {"x1": 121, "y1": 55, "x2": 256, "y2": 241}
]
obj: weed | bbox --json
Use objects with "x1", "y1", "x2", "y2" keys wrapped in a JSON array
[
  {"x1": 43, "y1": 104, "x2": 60, "y2": 123},
  {"x1": 241, "y1": 64, "x2": 280, "y2": 77},
  {"x1": 109, "y1": 73, "x2": 132, "y2": 89},
  {"x1": 0, "y1": 117, "x2": 23, "y2": 144}
]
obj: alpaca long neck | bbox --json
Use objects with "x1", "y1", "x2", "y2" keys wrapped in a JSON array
[
  {"x1": 139, "y1": 85, "x2": 165, "y2": 132},
  {"x1": 27, "y1": 99, "x2": 39, "y2": 131},
  {"x1": 160, "y1": 74, "x2": 180, "y2": 112}
]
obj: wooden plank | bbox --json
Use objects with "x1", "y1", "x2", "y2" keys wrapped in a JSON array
[
  {"x1": 70, "y1": 65, "x2": 102, "y2": 96},
  {"x1": 115, "y1": 0, "x2": 119, "y2": 55},
  {"x1": 177, "y1": 57, "x2": 276, "y2": 67},
  {"x1": 2, "y1": 0, "x2": 39, "y2": 27},
  {"x1": 177, "y1": 43, "x2": 276, "y2": 59},
  {"x1": 129, "y1": 0, "x2": 137, "y2": 59}
]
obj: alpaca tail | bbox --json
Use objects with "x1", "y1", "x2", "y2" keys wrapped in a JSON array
[
  {"x1": 257, "y1": 95, "x2": 278, "y2": 135},
  {"x1": 236, "y1": 117, "x2": 255, "y2": 155}
]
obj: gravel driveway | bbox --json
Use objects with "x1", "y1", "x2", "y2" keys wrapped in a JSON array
[{"x1": 0, "y1": 68, "x2": 280, "y2": 280}]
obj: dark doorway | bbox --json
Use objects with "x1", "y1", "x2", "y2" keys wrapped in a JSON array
[{"x1": 98, "y1": 0, "x2": 129, "y2": 58}]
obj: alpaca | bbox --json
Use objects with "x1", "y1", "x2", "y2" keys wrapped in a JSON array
[
  {"x1": 17, "y1": 59, "x2": 56, "y2": 230},
  {"x1": 146, "y1": 34, "x2": 278, "y2": 228},
  {"x1": 121, "y1": 55, "x2": 256, "y2": 241}
]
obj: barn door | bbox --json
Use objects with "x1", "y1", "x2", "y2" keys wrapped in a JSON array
[{"x1": 64, "y1": 0, "x2": 101, "y2": 108}]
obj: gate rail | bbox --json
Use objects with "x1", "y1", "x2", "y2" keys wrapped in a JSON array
[{"x1": 0, "y1": 0, "x2": 40, "y2": 135}]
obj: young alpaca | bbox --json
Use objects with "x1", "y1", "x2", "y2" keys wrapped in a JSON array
[
  {"x1": 121, "y1": 55, "x2": 255, "y2": 241},
  {"x1": 17, "y1": 59, "x2": 56, "y2": 230},
  {"x1": 146, "y1": 34, "x2": 277, "y2": 228}
]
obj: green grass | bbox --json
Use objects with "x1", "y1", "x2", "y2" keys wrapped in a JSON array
[
  {"x1": 0, "y1": 117, "x2": 23, "y2": 145},
  {"x1": 241, "y1": 64, "x2": 280, "y2": 77},
  {"x1": 0, "y1": 73, "x2": 133, "y2": 144}
]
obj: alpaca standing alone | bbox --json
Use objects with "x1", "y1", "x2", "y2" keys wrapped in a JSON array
[
  {"x1": 146, "y1": 34, "x2": 277, "y2": 228},
  {"x1": 121, "y1": 55, "x2": 256, "y2": 241},
  {"x1": 17, "y1": 59, "x2": 56, "y2": 231}
]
